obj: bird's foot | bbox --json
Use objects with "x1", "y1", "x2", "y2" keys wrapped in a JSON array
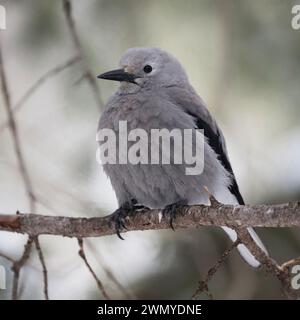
[
  {"x1": 109, "y1": 199, "x2": 149, "y2": 240},
  {"x1": 109, "y1": 206, "x2": 129, "y2": 240},
  {"x1": 162, "y1": 199, "x2": 187, "y2": 230},
  {"x1": 130, "y1": 199, "x2": 150, "y2": 211}
]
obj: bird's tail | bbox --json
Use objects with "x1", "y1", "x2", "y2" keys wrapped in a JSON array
[{"x1": 222, "y1": 226, "x2": 268, "y2": 267}]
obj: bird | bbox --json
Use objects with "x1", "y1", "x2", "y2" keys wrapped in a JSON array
[{"x1": 97, "y1": 47, "x2": 267, "y2": 267}]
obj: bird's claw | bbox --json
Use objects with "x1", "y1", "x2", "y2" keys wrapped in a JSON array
[
  {"x1": 110, "y1": 199, "x2": 149, "y2": 240},
  {"x1": 109, "y1": 207, "x2": 129, "y2": 240},
  {"x1": 162, "y1": 200, "x2": 187, "y2": 230}
]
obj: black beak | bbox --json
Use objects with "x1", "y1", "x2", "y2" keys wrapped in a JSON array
[{"x1": 97, "y1": 69, "x2": 137, "y2": 84}]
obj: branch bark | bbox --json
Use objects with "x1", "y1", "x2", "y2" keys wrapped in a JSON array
[{"x1": 1, "y1": 201, "x2": 300, "y2": 237}]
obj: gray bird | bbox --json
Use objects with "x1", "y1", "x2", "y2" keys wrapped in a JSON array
[{"x1": 97, "y1": 47, "x2": 267, "y2": 267}]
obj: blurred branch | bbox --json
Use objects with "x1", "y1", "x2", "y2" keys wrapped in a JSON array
[
  {"x1": 62, "y1": 0, "x2": 104, "y2": 111},
  {"x1": 77, "y1": 238, "x2": 110, "y2": 300},
  {"x1": 0, "y1": 40, "x2": 37, "y2": 212},
  {"x1": 192, "y1": 240, "x2": 240, "y2": 300},
  {"x1": 33, "y1": 237, "x2": 49, "y2": 300},
  {"x1": 233, "y1": 227, "x2": 297, "y2": 299},
  {"x1": 85, "y1": 239, "x2": 135, "y2": 299},
  {"x1": 0, "y1": 0, "x2": 114, "y2": 302},
  {"x1": 0, "y1": 55, "x2": 80, "y2": 134},
  {"x1": 0, "y1": 36, "x2": 38, "y2": 300},
  {"x1": 11, "y1": 237, "x2": 33, "y2": 300},
  {"x1": 0, "y1": 251, "x2": 15, "y2": 263}
]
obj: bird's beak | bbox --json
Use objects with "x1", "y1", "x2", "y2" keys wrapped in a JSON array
[{"x1": 97, "y1": 68, "x2": 137, "y2": 84}]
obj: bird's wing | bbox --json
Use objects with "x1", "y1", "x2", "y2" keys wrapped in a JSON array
[{"x1": 167, "y1": 86, "x2": 244, "y2": 205}]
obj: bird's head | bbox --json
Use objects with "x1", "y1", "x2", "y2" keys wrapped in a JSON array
[{"x1": 97, "y1": 47, "x2": 189, "y2": 92}]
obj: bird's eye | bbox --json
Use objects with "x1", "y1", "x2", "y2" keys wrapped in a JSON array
[{"x1": 143, "y1": 65, "x2": 152, "y2": 73}]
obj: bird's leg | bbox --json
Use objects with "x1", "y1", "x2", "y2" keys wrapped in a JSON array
[
  {"x1": 130, "y1": 198, "x2": 149, "y2": 210},
  {"x1": 109, "y1": 199, "x2": 149, "y2": 240},
  {"x1": 162, "y1": 199, "x2": 188, "y2": 230}
]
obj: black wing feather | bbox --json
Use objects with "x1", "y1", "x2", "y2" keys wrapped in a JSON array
[{"x1": 187, "y1": 112, "x2": 244, "y2": 205}]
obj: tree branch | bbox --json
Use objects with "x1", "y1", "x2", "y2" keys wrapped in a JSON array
[
  {"x1": 0, "y1": 38, "x2": 37, "y2": 212},
  {"x1": 1, "y1": 201, "x2": 300, "y2": 299},
  {"x1": 11, "y1": 237, "x2": 33, "y2": 300},
  {"x1": 62, "y1": 0, "x2": 104, "y2": 111},
  {"x1": 33, "y1": 237, "x2": 49, "y2": 300},
  {"x1": 0, "y1": 35, "x2": 38, "y2": 300},
  {"x1": 77, "y1": 238, "x2": 110, "y2": 300},
  {"x1": 0, "y1": 55, "x2": 80, "y2": 134},
  {"x1": 192, "y1": 240, "x2": 240, "y2": 300},
  {"x1": 1, "y1": 201, "x2": 300, "y2": 298},
  {"x1": 85, "y1": 239, "x2": 135, "y2": 299},
  {"x1": 1, "y1": 201, "x2": 300, "y2": 237}
]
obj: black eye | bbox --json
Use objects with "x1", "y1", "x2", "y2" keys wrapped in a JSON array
[{"x1": 143, "y1": 65, "x2": 152, "y2": 73}]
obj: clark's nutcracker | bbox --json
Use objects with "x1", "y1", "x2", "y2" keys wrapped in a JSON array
[{"x1": 97, "y1": 47, "x2": 267, "y2": 267}]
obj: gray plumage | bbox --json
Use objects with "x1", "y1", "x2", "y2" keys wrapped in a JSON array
[{"x1": 98, "y1": 47, "x2": 267, "y2": 267}]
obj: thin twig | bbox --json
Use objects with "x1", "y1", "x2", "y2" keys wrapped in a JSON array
[
  {"x1": 205, "y1": 188, "x2": 299, "y2": 298},
  {"x1": 34, "y1": 237, "x2": 49, "y2": 300},
  {"x1": 11, "y1": 237, "x2": 33, "y2": 300},
  {"x1": 85, "y1": 239, "x2": 134, "y2": 299},
  {"x1": 77, "y1": 238, "x2": 110, "y2": 299},
  {"x1": 0, "y1": 39, "x2": 37, "y2": 212},
  {"x1": 234, "y1": 227, "x2": 298, "y2": 299},
  {"x1": 192, "y1": 240, "x2": 240, "y2": 299},
  {"x1": 0, "y1": 251, "x2": 15, "y2": 263},
  {"x1": 281, "y1": 257, "x2": 300, "y2": 270},
  {"x1": 62, "y1": 0, "x2": 104, "y2": 111},
  {"x1": 0, "y1": 35, "x2": 37, "y2": 300},
  {"x1": 0, "y1": 55, "x2": 81, "y2": 134}
]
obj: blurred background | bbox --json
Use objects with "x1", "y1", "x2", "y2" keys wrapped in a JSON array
[{"x1": 0, "y1": 0, "x2": 300, "y2": 299}]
